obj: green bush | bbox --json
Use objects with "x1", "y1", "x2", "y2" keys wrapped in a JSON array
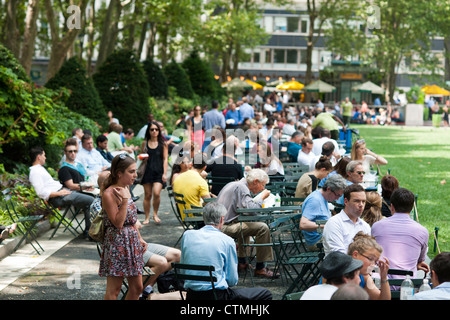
[
  {"x1": 182, "y1": 51, "x2": 217, "y2": 100},
  {"x1": 163, "y1": 60, "x2": 194, "y2": 100},
  {"x1": 142, "y1": 58, "x2": 168, "y2": 99},
  {"x1": 93, "y1": 49, "x2": 150, "y2": 131},
  {"x1": 0, "y1": 44, "x2": 29, "y2": 82},
  {"x1": 45, "y1": 57, "x2": 108, "y2": 130}
]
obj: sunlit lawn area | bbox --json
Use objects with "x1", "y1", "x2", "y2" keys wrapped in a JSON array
[{"x1": 351, "y1": 124, "x2": 449, "y2": 258}]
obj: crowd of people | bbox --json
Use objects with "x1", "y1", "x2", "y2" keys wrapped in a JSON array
[{"x1": 20, "y1": 95, "x2": 449, "y2": 301}]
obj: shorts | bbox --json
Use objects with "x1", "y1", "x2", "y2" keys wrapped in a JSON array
[{"x1": 142, "y1": 243, "x2": 170, "y2": 263}]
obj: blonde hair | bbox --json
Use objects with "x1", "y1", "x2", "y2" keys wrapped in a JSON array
[
  {"x1": 361, "y1": 191, "x2": 382, "y2": 226},
  {"x1": 347, "y1": 232, "x2": 383, "y2": 256}
]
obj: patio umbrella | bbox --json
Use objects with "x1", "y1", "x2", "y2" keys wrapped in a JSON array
[
  {"x1": 352, "y1": 81, "x2": 384, "y2": 94},
  {"x1": 245, "y1": 79, "x2": 263, "y2": 90},
  {"x1": 421, "y1": 84, "x2": 450, "y2": 96},
  {"x1": 221, "y1": 77, "x2": 252, "y2": 90},
  {"x1": 303, "y1": 80, "x2": 336, "y2": 93},
  {"x1": 276, "y1": 80, "x2": 304, "y2": 91}
]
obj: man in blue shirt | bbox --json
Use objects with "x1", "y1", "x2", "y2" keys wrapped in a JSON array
[
  {"x1": 224, "y1": 102, "x2": 241, "y2": 128},
  {"x1": 202, "y1": 100, "x2": 226, "y2": 152},
  {"x1": 180, "y1": 201, "x2": 272, "y2": 300},
  {"x1": 238, "y1": 97, "x2": 255, "y2": 122},
  {"x1": 299, "y1": 174, "x2": 347, "y2": 251},
  {"x1": 413, "y1": 252, "x2": 450, "y2": 300}
]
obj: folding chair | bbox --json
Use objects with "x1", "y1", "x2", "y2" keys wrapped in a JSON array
[
  {"x1": 41, "y1": 199, "x2": 80, "y2": 239},
  {"x1": 1, "y1": 188, "x2": 44, "y2": 255},
  {"x1": 285, "y1": 291, "x2": 305, "y2": 300},
  {"x1": 275, "y1": 215, "x2": 325, "y2": 299},
  {"x1": 171, "y1": 189, "x2": 203, "y2": 246},
  {"x1": 171, "y1": 263, "x2": 218, "y2": 300},
  {"x1": 207, "y1": 176, "x2": 237, "y2": 196}
]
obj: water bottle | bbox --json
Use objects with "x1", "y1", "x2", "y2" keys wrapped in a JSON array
[
  {"x1": 400, "y1": 274, "x2": 414, "y2": 300},
  {"x1": 418, "y1": 278, "x2": 432, "y2": 293},
  {"x1": 275, "y1": 193, "x2": 281, "y2": 207}
]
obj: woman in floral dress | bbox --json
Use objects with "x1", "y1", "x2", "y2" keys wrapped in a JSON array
[{"x1": 99, "y1": 154, "x2": 147, "y2": 300}]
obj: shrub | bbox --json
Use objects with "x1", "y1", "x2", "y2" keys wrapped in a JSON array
[
  {"x1": 142, "y1": 59, "x2": 168, "y2": 99},
  {"x1": 0, "y1": 43, "x2": 29, "y2": 82},
  {"x1": 163, "y1": 60, "x2": 194, "y2": 100},
  {"x1": 93, "y1": 49, "x2": 150, "y2": 131},
  {"x1": 45, "y1": 57, "x2": 108, "y2": 130},
  {"x1": 182, "y1": 51, "x2": 217, "y2": 100}
]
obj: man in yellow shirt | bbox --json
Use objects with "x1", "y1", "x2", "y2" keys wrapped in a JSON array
[
  {"x1": 173, "y1": 154, "x2": 211, "y2": 220},
  {"x1": 341, "y1": 97, "x2": 353, "y2": 127}
]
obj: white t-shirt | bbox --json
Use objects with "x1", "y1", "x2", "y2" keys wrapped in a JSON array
[
  {"x1": 297, "y1": 150, "x2": 316, "y2": 167},
  {"x1": 300, "y1": 284, "x2": 338, "y2": 300}
]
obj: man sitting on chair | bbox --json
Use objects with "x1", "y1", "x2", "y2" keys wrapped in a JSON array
[
  {"x1": 29, "y1": 146, "x2": 94, "y2": 239},
  {"x1": 216, "y1": 168, "x2": 278, "y2": 278},
  {"x1": 180, "y1": 201, "x2": 272, "y2": 300}
]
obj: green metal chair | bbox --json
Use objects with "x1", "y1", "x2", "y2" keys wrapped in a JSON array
[
  {"x1": 172, "y1": 263, "x2": 218, "y2": 300},
  {"x1": 2, "y1": 188, "x2": 44, "y2": 255}
]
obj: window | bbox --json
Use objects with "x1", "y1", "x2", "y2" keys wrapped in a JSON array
[
  {"x1": 301, "y1": 19, "x2": 308, "y2": 33},
  {"x1": 253, "y1": 51, "x2": 260, "y2": 63},
  {"x1": 274, "y1": 49, "x2": 285, "y2": 63},
  {"x1": 264, "y1": 16, "x2": 273, "y2": 33},
  {"x1": 265, "y1": 49, "x2": 272, "y2": 63},
  {"x1": 287, "y1": 49, "x2": 298, "y2": 64},
  {"x1": 274, "y1": 17, "x2": 287, "y2": 32},
  {"x1": 287, "y1": 17, "x2": 299, "y2": 33},
  {"x1": 300, "y1": 50, "x2": 308, "y2": 64}
]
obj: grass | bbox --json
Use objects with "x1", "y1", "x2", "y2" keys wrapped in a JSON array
[{"x1": 351, "y1": 124, "x2": 450, "y2": 258}]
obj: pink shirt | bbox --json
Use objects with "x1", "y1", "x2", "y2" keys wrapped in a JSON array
[{"x1": 371, "y1": 213, "x2": 429, "y2": 278}]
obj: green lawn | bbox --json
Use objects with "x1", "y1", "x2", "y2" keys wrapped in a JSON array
[{"x1": 351, "y1": 124, "x2": 450, "y2": 258}]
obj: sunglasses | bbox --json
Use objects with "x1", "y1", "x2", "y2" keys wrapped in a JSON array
[
  {"x1": 66, "y1": 149, "x2": 78, "y2": 153},
  {"x1": 356, "y1": 139, "x2": 365, "y2": 144},
  {"x1": 356, "y1": 171, "x2": 365, "y2": 175},
  {"x1": 150, "y1": 128, "x2": 159, "y2": 132}
]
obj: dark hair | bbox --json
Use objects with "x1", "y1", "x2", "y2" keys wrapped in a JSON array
[
  {"x1": 30, "y1": 146, "x2": 44, "y2": 164},
  {"x1": 64, "y1": 138, "x2": 78, "y2": 151},
  {"x1": 334, "y1": 157, "x2": 351, "y2": 177},
  {"x1": 211, "y1": 100, "x2": 219, "y2": 109},
  {"x1": 102, "y1": 154, "x2": 135, "y2": 192},
  {"x1": 192, "y1": 153, "x2": 207, "y2": 170},
  {"x1": 72, "y1": 127, "x2": 81, "y2": 136},
  {"x1": 343, "y1": 183, "x2": 365, "y2": 201},
  {"x1": 145, "y1": 121, "x2": 166, "y2": 147},
  {"x1": 311, "y1": 126, "x2": 322, "y2": 139},
  {"x1": 315, "y1": 156, "x2": 333, "y2": 171},
  {"x1": 321, "y1": 141, "x2": 335, "y2": 157},
  {"x1": 327, "y1": 269, "x2": 360, "y2": 286},
  {"x1": 390, "y1": 188, "x2": 415, "y2": 213},
  {"x1": 430, "y1": 252, "x2": 450, "y2": 284},
  {"x1": 81, "y1": 134, "x2": 93, "y2": 143},
  {"x1": 381, "y1": 174, "x2": 399, "y2": 199},
  {"x1": 96, "y1": 134, "x2": 108, "y2": 144}
]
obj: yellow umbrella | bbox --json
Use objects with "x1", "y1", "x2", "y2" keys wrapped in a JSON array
[
  {"x1": 421, "y1": 84, "x2": 450, "y2": 96},
  {"x1": 276, "y1": 80, "x2": 304, "y2": 91},
  {"x1": 245, "y1": 79, "x2": 263, "y2": 90}
]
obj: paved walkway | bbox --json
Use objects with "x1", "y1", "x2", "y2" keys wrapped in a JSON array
[{"x1": 0, "y1": 185, "x2": 287, "y2": 300}]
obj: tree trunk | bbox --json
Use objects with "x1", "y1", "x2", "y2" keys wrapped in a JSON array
[
  {"x1": 45, "y1": 0, "x2": 88, "y2": 81},
  {"x1": 3, "y1": 0, "x2": 21, "y2": 58},
  {"x1": 86, "y1": 1, "x2": 95, "y2": 75},
  {"x1": 20, "y1": 0, "x2": 40, "y2": 75},
  {"x1": 145, "y1": 22, "x2": 157, "y2": 61},
  {"x1": 304, "y1": 14, "x2": 315, "y2": 103},
  {"x1": 444, "y1": 36, "x2": 450, "y2": 82},
  {"x1": 231, "y1": 40, "x2": 240, "y2": 78},
  {"x1": 95, "y1": 0, "x2": 120, "y2": 72}
]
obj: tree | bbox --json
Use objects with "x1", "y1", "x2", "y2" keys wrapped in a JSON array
[
  {"x1": 142, "y1": 58, "x2": 169, "y2": 99},
  {"x1": 325, "y1": 0, "x2": 438, "y2": 102},
  {"x1": 93, "y1": 49, "x2": 149, "y2": 131},
  {"x1": 44, "y1": 0, "x2": 89, "y2": 81},
  {"x1": 163, "y1": 59, "x2": 194, "y2": 99},
  {"x1": 182, "y1": 51, "x2": 217, "y2": 99},
  {"x1": 45, "y1": 57, "x2": 107, "y2": 130}
]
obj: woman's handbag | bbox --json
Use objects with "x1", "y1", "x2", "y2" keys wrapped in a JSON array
[
  {"x1": 135, "y1": 144, "x2": 148, "y2": 184},
  {"x1": 89, "y1": 209, "x2": 105, "y2": 243}
]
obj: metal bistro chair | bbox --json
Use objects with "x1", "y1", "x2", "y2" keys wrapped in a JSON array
[
  {"x1": 172, "y1": 263, "x2": 218, "y2": 300},
  {"x1": 41, "y1": 199, "x2": 80, "y2": 239},
  {"x1": 2, "y1": 188, "x2": 45, "y2": 255}
]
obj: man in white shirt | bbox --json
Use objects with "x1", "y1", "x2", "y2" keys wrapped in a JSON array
[
  {"x1": 297, "y1": 138, "x2": 315, "y2": 167},
  {"x1": 323, "y1": 183, "x2": 371, "y2": 256},
  {"x1": 301, "y1": 251, "x2": 363, "y2": 300},
  {"x1": 28, "y1": 146, "x2": 94, "y2": 238},
  {"x1": 76, "y1": 134, "x2": 110, "y2": 183}
]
